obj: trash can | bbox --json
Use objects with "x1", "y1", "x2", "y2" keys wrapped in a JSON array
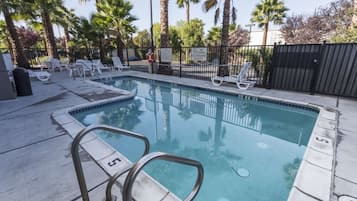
[{"x1": 13, "y1": 67, "x2": 33, "y2": 96}]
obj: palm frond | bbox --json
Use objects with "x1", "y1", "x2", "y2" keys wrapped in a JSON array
[
  {"x1": 176, "y1": 0, "x2": 185, "y2": 8},
  {"x1": 203, "y1": 0, "x2": 218, "y2": 12},
  {"x1": 214, "y1": 7, "x2": 220, "y2": 25},
  {"x1": 231, "y1": 6, "x2": 237, "y2": 25}
]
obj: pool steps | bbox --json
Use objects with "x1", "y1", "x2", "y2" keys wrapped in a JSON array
[{"x1": 70, "y1": 124, "x2": 204, "y2": 201}]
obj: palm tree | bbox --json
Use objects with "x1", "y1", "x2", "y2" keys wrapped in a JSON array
[
  {"x1": 35, "y1": 0, "x2": 61, "y2": 58},
  {"x1": 21, "y1": 0, "x2": 61, "y2": 58},
  {"x1": 206, "y1": 26, "x2": 221, "y2": 46},
  {"x1": 51, "y1": 6, "x2": 79, "y2": 60},
  {"x1": 96, "y1": 0, "x2": 137, "y2": 61},
  {"x1": 160, "y1": 0, "x2": 169, "y2": 48},
  {"x1": 251, "y1": 0, "x2": 288, "y2": 46},
  {"x1": 203, "y1": 0, "x2": 237, "y2": 47},
  {"x1": 203, "y1": 0, "x2": 237, "y2": 75},
  {"x1": 72, "y1": 17, "x2": 96, "y2": 59},
  {"x1": 176, "y1": 0, "x2": 200, "y2": 22},
  {"x1": 90, "y1": 15, "x2": 106, "y2": 61},
  {"x1": 0, "y1": 0, "x2": 30, "y2": 68}
]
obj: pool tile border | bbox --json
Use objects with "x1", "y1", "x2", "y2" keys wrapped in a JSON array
[{"x1": 52, "y1": 72, "x2": 338, "y2": 201}]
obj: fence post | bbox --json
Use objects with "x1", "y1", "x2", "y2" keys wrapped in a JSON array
[
  {"x1": 126, "y1": 47, "x2": 130, "y2": 66},
  {"x1": 179, "y1": 47, "x2": 182, "y2": 77},
  {"x1": 309, "y1": 41, "x2": 326, "y2": 95},
  {"x1": 267, "y1": 43, "x2": 277, "y2": 89},
  {"x1": 218, "y1": 45, "x2": 223, "y2": 76}
]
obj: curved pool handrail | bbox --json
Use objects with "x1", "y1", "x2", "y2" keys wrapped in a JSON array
[
  {"x1": 71, "y1": 124, "x2": 150, "y2": 201},
  {"x1": 121, "y1": 152, "x2": 204, "y2": 201},
  {"x1": 105, "y1": 164, "x2": 132, "y2": 201}
]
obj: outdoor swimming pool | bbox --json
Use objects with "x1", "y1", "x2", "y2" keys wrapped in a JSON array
[{"x1": 72, "y1": 76, "x2": 318, "y2": 201}]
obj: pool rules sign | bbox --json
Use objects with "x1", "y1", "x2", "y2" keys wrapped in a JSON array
[{"x1": 191, "y1": 48, "x2": 207, "y2": 62}]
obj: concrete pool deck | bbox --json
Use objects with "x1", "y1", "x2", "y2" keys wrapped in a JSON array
[{"x1": 0, "y1": 70, "x2": 356, "y2": 201}]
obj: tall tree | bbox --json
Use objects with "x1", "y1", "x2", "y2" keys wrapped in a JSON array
[
  {"x1": 281, "y1": 0, "x2": 354, "y2": 43},
  {"x1": 352, "y1": 0, "x2": 357, "y2": 27},
  {"x1": 0, "y1": 20, "x2": 11, "y2": 49},
  {"x1": 160, "y1": 0, "x2": 169, "y2": 48},
  {"x1": 17, "y1": 27, "x2": 41, "y2": 48},
  {"x1": 177, "y1": 19, "x2": 205, "y2": 47},
  {"x1": 281, "y1": 15, "x2": 331, "y2": 44},
  {"x1": 72, "y1": 17, "x2": 94, "y2": 58},
  {"x1": 95, "y1": 0, "x2": 136, "y2": 61},
  {"x1": 203, "y1": 0, "x2": 237, "y2": 75},
  {"x1": 228, "y1": 26, "x2": 249, "y2": 46},
  {"x1": 251, "y1": 0, "x2": 288, "y2": 46},
  {"x1": 20, "y1": 0, "x2": 62, "y2": 58},
  {"x1": 30, "y1": 0, "x2": 61, "y2": 58},
  {"x1": 90, "y1": 14, "x2": 106, "y2": 61},
  {"x1": 51, "y1": 6, "x2": 79, "y2": 59},
  {"x1": 176, "y1": 0, "x2": 200, "y2": 22},
  {"x1": 203, "y1": 0, "x2": 237, "y2": 48},
  {"x1": 0, "y1": 0, "x2": 30, "y2": 68},
  {"x1": 133, "y1": 30, "x2": 151, "y2": 47}
]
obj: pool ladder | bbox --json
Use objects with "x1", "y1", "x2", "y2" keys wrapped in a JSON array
[{"x1": 71, "y1": 125, "x2": 204, "y2": 201}]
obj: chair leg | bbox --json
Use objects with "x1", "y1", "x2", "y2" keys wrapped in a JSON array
[
  {"x1": 236, "y1": 82, "x2": 249, "y2": 90},
  {"x1": 211, "y1": 78, "x2": 223, "y2": 86}
]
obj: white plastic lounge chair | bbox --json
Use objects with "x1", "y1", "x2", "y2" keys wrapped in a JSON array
[
  {"x1": 211, "y1": 62, "x2": 256, "y2": 90},
  {"x1": 3, "y1": 53, "x2": 14, "y2": 71},
  {"x1": 2, "y1": 53, "x2": 51, "y2": 82},
  {"x1": 28, "y1": 70, "x2": 51, "y2": 82},
  {"x1": 93, "y1": 59, "x2": 112, "y2": 74},
  {"x1": 112, "y1": 56, "x2": 130, "y2": 71}
]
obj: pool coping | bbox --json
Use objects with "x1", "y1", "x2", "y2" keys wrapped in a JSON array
[{"x1": 52, "y1": 72, "x2": 338, "y2": 201}]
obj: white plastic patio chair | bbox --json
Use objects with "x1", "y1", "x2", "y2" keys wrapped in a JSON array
[
  {"x1": 112, "y1": 56, "x2": 130, "y2": 71},
  {"x1": 47, "y1": 58, "x2": 62, "y2": 72},
  {"x1": 60, "y1": 58, "x2": 70, "y2": 70},
  {"x1": 75, "y1": 59, "x2": 94, "y2": 78},
  {"x1": 211, "y1": 62, "x2": 256, "y2": 90}
]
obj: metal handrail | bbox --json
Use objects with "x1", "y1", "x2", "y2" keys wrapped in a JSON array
[
  {"x1": 121, "y1": 152, "x2": 204, "y2": 201},
  {"x1": 71, "y1": 124, "x2": 150, "y2": 201},
  {"x1": 105, "y1": 164, "x2": 133, "y2": 201}
]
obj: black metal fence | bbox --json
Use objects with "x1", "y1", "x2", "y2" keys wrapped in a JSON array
[
  {"x1": 123, "y1": 45, "x2": 273, "y2": 87},
  {"x1": 175, "y1": 46, "x2": 273, "y2": 86},
  {"x1": 270, "y1": 43, "x2": 357, "y2": 98},
  {"x1": 3, "y1": 43, "x2": 357, "y2": 97}
]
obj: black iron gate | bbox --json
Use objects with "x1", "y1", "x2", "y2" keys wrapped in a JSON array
[{"x1": 270, "y1": 43, "x2": 357, "y2": 98}]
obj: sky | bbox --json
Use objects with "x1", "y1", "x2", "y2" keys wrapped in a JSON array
[{"x1": 64, "y1": 0, "x2": 334, "y2": 34}]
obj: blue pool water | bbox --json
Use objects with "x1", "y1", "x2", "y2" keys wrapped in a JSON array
[{"x1": 72, "y1": 76, "x2": 318, "y2": 201}]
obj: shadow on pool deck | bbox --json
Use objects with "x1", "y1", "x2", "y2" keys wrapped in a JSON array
[{"x1": 0, "y1": 70, "x2": 356, "y2": 201}]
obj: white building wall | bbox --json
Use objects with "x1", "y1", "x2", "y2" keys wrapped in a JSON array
[{"x1": 248, "y1": 30, "x2": 285, "y2": 46}]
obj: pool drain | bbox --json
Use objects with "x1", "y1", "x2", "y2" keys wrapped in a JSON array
[
  {"x1": 231, "y1": 167, "x2": 250, "y2": 177},
  {"x1": 256, "y1": 142, "x2": 269, "y2": 149}
]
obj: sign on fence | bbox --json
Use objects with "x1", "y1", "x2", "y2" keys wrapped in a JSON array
[
  {"x1": 112, "y1": 48, "x2": 135, "y2": 60},
  {"x1": 191, "y1": 48, "x2": 207, "y2": 62},
  {"x1": 160, "y1": 48, "x2": 172, "y2": 62}
]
